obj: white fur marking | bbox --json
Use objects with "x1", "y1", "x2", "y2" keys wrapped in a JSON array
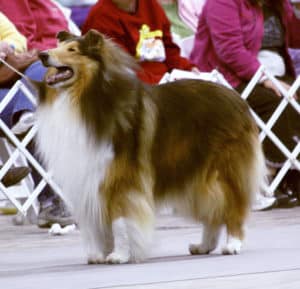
[
  {"x1": 106, "y1": 218, "x2": 130, "y2": 264},
  {"x1": 222, "y1": 235, "x2": 242, "y2": 255},
  {"x1": 36, "y1": 92, "x2": 114, "y2": 262}
]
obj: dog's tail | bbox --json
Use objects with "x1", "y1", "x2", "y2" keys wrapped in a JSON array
[
  {"x1": 199, "y1": 128, "x2": 268, "y2": 228},
  {"x1": 219, "y1": 130, "x2": 268, "y2": 220},
  {"x1": 247, "y1": 134, "x2": 269, "y2": 204}
]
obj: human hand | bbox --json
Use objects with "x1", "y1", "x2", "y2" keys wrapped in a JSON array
[
  {"x1": 0, "y1": 41, "x2": 14, "y2": 59},
  {"x1": 191, "y1": 66, "x2": 201, "y2": 74},
  {"x1": 262, "y1": 78, "x2": 297, "y2": 99}
]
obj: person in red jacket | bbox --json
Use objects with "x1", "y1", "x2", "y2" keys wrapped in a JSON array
[{"x1": 82, "y1": 0, "x2": 198, "y2": 84}]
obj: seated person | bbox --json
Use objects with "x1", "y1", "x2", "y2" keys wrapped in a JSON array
[
  {"x1": 177, "y1": 0, "x2": 206, "y2": 33},
  {"x1": 0, "y1": 0, "x2": 72, "y2": 133},
  {"x1": 0, "y1": 12, "x2": 38, "y2": 133},
  {"x1": 0, "y1": 1, "x2": 75, "y2": 227},
  {"x1": 190, "y1": 0, "x2": 300, "y2": 208},
  {"x1": 82, "y1": 0, "x2": 199, "y2": 84}
]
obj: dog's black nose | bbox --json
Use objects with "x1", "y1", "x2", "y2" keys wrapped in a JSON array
[{"x1": 39, "y1": 51, "x2": 49, "y2": 64}]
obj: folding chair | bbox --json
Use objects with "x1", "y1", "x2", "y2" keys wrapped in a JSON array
[{"x1": 0, "y1": 79, "x2": 63, "y2": 219}]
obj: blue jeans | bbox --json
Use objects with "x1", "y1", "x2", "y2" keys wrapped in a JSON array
[{"x1": 0, "y1": 61, "x2": 47, "y2": 127}]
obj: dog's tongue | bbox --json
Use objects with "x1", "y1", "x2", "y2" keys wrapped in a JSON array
[{"x1": 46, "y1": 67, "x2": 73, "y2": 85}]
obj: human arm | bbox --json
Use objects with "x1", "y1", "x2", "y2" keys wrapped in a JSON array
[
  {"x1": 0, "y1": 12, "x2": 27, "y2": 57},
  {"x1": 261, "y1": 78, "x2": 298, "y2": 99},
  {"x1": 203, "y1": 0, "x2": 261, "y2": 81}
]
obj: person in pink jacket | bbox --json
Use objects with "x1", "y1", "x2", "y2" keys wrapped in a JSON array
[
  {"x1": 191, "y1": 0, "x2": 300, "y2": 206},
  {"x1": 0, "y1": 0, "x2": 68, "y2": 51}
]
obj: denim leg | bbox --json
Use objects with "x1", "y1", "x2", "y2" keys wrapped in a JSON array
[
  {"x1": 0, "y1": 88, "x2": 14, "y2": 127},
  {"x1": 11, "y1": 61, "x2": 47, "y2": 125}
]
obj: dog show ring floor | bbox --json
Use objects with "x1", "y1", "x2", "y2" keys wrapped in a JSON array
[{"x1": 1, "y1": 208, "x2": 300, "y2": 289}]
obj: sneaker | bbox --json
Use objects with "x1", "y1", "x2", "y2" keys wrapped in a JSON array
[
  {"x1": 279, "y1": 169, "x2": 300, "y2": 201},
  {"x1": 252, "y1": 195, "x2": 277, "y2": 211},
  {"x1": 11, "y1": 112, "x2": 35, "y2": 135},
  {"x1": 0, "y1": 165, "x2": 31, "y2": 187},
  {"x1": 37, "y1": 202, "x2": 75, "y2": 228},
  {"x1": 0, "y1": 200, "x2": 17, "y2": 215}
]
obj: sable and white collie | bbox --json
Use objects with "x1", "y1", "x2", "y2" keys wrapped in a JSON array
[{"x1": 35, "y1": 30, "x2": 267, "y2": 264}]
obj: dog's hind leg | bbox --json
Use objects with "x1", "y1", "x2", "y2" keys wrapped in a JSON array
[
  {"x1": 222, "y1": 219, "x2": 244, "y2": 255},
  {"x1": 189, "y1": 223, "x2": 222, "y2": 255}
]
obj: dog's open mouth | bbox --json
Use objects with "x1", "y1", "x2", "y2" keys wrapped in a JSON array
[{"x1": 46, "y1": 66, "x2": 74, "y2": 85}]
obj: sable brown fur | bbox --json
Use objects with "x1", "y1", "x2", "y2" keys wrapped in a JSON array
[{"x1": 36, "y1": 30, "x2": 267, "y2": 264}]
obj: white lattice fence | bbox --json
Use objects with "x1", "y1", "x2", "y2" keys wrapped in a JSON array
[
  {"x1": 241, "y1": 66, "x2": 300, "y2": 196},
  {"x1": 0, "y1": 80, "x2": 62, "y2": 216},
  {"x1": 0, "y1": 66, "x2": 299, "y2": 215}
]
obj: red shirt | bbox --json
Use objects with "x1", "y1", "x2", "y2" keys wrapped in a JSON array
[
  {"x1": 82, "y1": 0, "x2": 194, "y2": 84},
  {"x1": 0, "y1": 0, "x2": 69, "y2": 51}
]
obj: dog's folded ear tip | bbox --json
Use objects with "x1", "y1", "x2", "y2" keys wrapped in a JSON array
[
  {"x1": 84, "y1": 29, "x2": 104, "y2": 46},
  {"x1": 85, "y1": 29, "x2": 104, "y2": 39},
  {"x1": 56, "y1": 31, "x2": 74, "y2": 42}
]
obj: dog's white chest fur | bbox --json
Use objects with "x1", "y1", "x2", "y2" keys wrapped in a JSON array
[{"x1": 36, "y1": 93, "x2": 114, "y2": 214}]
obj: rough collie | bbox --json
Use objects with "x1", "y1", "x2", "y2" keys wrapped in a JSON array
[{"x1": 35, "y1": 30, "x2": 267, "y2": 264}]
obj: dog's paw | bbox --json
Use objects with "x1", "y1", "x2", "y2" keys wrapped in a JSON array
[
  {"x1": 105, "y1": 252, "x2": 130, "y2": 264},
  {"x1": 222, "y1": 239, "x2": 242, "y2": 255},
  {"x1": 87, "y1": 253, "x2": 105, "y2": 264},
  {"x1": 189, "y1": 243, "x2": 210, "y2": 255}
]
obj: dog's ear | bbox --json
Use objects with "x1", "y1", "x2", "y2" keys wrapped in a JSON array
[
  {"x1": 84, "y1": 29, "x2": 104, "y2": 49},
  {"x1": 56, "y1": 31, "x2": 75, "y2": 43}
]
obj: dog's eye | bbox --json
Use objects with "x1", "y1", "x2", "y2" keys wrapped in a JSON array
[{"x1": 68, "y1": 48, "x2": 76, "y2": 52}]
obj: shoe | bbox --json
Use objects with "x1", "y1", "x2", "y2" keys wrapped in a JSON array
[
  {"x1": 0, "y1": 166, "x2": 31, "y2": 187},
  {"x1": 37, "y1": 201, "x2": 75, "y2": 228},
  {"x1": 252, "y1": 195, "x2": 277, "y2": 211},
  {"x1": 0, "y1": 200, "x2": 17, "y2": 215},
  {"x1": 280, "y1": 170, "x2": 300, "y2": 201},
  {"x1": 11, "y1": 112, "x2": 35, "y2": 135},
  {"x1": 275, "y1": 192, "x2": 299, "y2": 208}
]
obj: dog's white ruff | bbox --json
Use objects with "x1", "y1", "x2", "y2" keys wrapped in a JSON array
[{"x1": 36, "y1": 92, "x2": 114, "y2": 262}]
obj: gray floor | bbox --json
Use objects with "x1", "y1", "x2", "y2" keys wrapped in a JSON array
[{"x1": 1, "y1": 208, "x2": 300, "y2": 289}]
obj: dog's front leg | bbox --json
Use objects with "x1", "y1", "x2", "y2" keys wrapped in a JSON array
[
  {"x1": 105, "y1": 194, "x2": 154, "y2": 264},
  {"x1": 80, "y1": 222, "x2": 109, "y2": 264},
  {"x1": 105, "y1": 217, "x2": 130, "y2": 264}
]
